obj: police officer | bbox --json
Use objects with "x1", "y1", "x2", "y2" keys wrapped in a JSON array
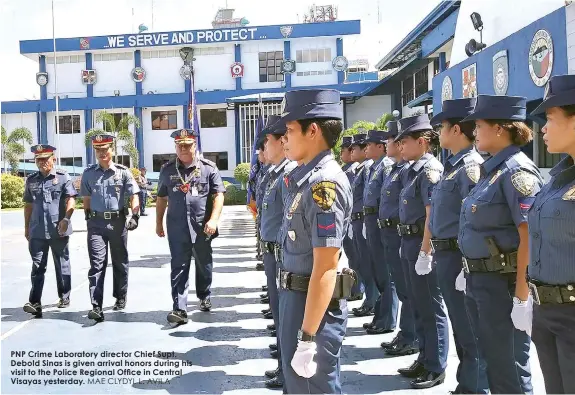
[
  {"x1": 429, "y1": 99, "x2": 489, "y2": 394},
  {"x1": 256, "y1": 145, "x2": 273, "y2": 271},
  {"x1": 362, "y1": 129, "x2": 398, "y2": 334},
  {"x1": 156, "y1": 129, "x2": 226, "y2": 324},
  {"x1": 259, "y1": 114, "x2": 297, "y2": 389},
  {"x1": 81, "y1": 134, "x2": 140, "y2": 322},
  {"x1": 23, "y1": 144, "x2": 77, "y2": 317},
  {"x1": 340, "y1": 136, "x2": 363, "y2": 301},
  {"x1": 349, "y1": 133, "x2": 379, "y2": 317},
  {"x1": 525, "y1": 75, "x2": 575, "y2": 394},
  {"x1": 395, "y1": 114, "x2": 448, "y2": 389},
  {"x1": 277, "y1": 89, "x2": 353, "y2": 393},
  {"x1": 378, "y1": 122, "x2": 419, "y2": 356},
  {"x1": 137, "y1": 167, "x2": 151, "y2": 216},
  {"x1": 457, "y1": 95, "x2": 543, "y2": 393}
]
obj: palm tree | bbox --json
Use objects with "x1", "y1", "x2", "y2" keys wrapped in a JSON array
[
  {"x1": 85, "y1": 112, "x2": 141, "y2": 167},
  {"x1": 375, "y1": 113, "x2": 395, "y2": 130},
  {"x1": 1, "y1": 126, "x2": 33, "y2": 175}
]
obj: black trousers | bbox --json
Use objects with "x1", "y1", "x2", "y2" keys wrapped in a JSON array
[{"x1": 29, "y1": 237, "x2": 71, "y2": 304}]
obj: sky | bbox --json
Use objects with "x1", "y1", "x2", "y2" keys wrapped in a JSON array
[{"x1": 0, "y1": 0, "x2": 441, "y2": 102}]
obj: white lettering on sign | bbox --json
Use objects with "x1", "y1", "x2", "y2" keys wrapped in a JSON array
[{"x1": 105, "y1": 28, "x2": 258, "y2": 48}]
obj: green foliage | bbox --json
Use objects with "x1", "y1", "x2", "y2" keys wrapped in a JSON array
[
  {"x1": 85, "y1": 112, "x2": 141, "y2": 166},
  {"x1": 129, "y1": 167, "x2": 141, "y2": 181},
  {"x1": 223, "y1": 180, "x2": 231, "y2": 188},
  {"x1": 1, "y1": 126, "x2": 33, "y2": 175},
  {"x1": 1, "y1": 174, "x2": 25, "y2": 208},
  {"x1": 332, "y1": 120, "x2": 376, "y2": 162},
  {"x1": 375, "y1": 113, "x2": 395, "y2": 130},
  {"x1": 234, "y1": 163, "x2": 251, "y2": 187},
  {"x1": 223, "y1": 184, "x2": 248, "y2": 205}
]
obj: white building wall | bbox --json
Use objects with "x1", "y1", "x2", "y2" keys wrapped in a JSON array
[
  {"x1": 290, "y1": 38, "x2": 338, "y2": 87},
  {"x1": 1, "y1": 113, "x2": 38, "y2": 162},
  {"x1": 567, "y1": 2, "x2": 575, "y2": 74},
  {"x1": 46, "y1": 110, "x2": 86, "y2": 165},
  {"x1": 142, "y1": 105, "x2": 184, "y2": 171},
  {"x1": 345, "y1": 95, "x2": 392, "y2": 126},
  {"x1": 93, "y1": 59, "x2": 136, "y2": 97},
  {"x1": 194, "y1": 48, "x2": 236, "y2": 92},
  {"x1": 141, "y1": 56, "x2": 184, "y2": 94},
  {"x1": 197, "y1": 104, "x2": 235, "y2": 178},
  {"x1": 241, "y1": 40, "x2": 285, "y2": 90},
  {"x1": 46, "y1": 62, "x2": 85, "y2": 99}
]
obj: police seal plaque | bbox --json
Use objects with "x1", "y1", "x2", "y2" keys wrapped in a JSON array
[
  {"x1": 492, "y1": 50, "x2": 509, "y2": 95},
  {"x1": 332, "y1": 56, "x2": 349, "y2": 72},
  {"x1": 441, "y1": 76, "x2": 453, "y2": 102},
  {"x1": 529, "y1": 29, "x2": 554, "y2": 87}
]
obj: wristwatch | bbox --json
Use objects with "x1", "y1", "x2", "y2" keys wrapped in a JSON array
[
  {"x1": 419, "y1": 251, "x2": 429, "y2": 258},
  {"x1": 513, "y1": 297, "x2": 528, "y2": 305},
  {"x1": 297, "y1": 329, "x2": 315, "y2": 342}
]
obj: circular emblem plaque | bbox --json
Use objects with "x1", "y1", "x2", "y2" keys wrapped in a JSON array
[
  {"x1": 36, "y1": 72, "x2": 48, "y2": 87},
  {"x1": 179, "y1": 65, "x2": 192, "y2": 80},
  {"x1": 230, "y1": 62, "x2": 244, "y2": 78},
  {"x1": 441, "y1": 76, "x2": 453, "y2": 102},
  {"x1": 332, "y1": 56, "x2": 349, "y2": 72},
  {"x1": 529, "y1": 29, "x2": 554, "y2": 87},
  {"x1": 131, "y1": 67, "x2": 146, "y2": 82}
]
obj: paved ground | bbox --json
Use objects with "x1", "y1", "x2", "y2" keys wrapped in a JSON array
[{"x1": 1, "y1": 206, "x2": 545, "y2": 394}]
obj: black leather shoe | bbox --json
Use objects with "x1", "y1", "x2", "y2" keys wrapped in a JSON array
[
  {"x1": 387, "y1": 342, "x2": 419, "y2": 356},
  {"x1": 262, "y1": 285, "x2": 268, "y2": 292},
  {"x1": 57, "y1": 298, "x2": 70, "y2": 308},
  {"x1": 381, "y1": 334, "x2": 400, "y2": 349},
  {"x1": 267, "y1": 324, "x2": 276, "y2": 331},
  {"x1": 263, "y1": 311, "x2": 273, "y2": 319},
  {"x1": 261, "y1": 296, "x2": 270, "y2": 304},
  {"x1": 398, "y1": 360, "x2": 425, "y2": 378},
  {"x1": 88, "y1": 306, "x2": 104, "y2": 322},
  {"x1": 265, "y1": 367, "x2": 280, "y2": 378},
  {"x1": 167, "y1": 310, "x2": 188, "y2": 324},
  {"x1": 366, "y1": 326, "x2": 395, "y2": 335},
  {"x1": 200, "y1": 297, "x2": 212, "y2": 312},
  {"x1": 347, "y1": 293, "x2": 364, "y2": 301},
  {"x1": 363, "y1": 322, "x2": 375, "y2": 329},
  {"x1": 410, "y1": 370, "x2": 445, "y2": 389},
  {"x1": 353, "y1": 307, "x2": 374, "y2": 317},
  {"x1": 269, "y1": 343, "x2": 277, "y2": 351},
  {"x1": 113, "y1": 298, "x2": 126, "y2": 310},
  {"x1": 256, "y1": 263, "x2": 265, "y2": 271},
  {"x1": 265, "y1": 375, "x2": 283, "y2": 388},
  {"x1": 270, "y1": 330, "x2": 277, "y2": 337},
  {"x1": 23, "y1": 302, "x2": 42, "y2": 318},
  {"x1": 270, "y1": 349, "x2": 278, "y2": 359},
  {"x1": 260, "y1": 293, "x2": 269, "y2": 298},
  {"x1": 262, "y1": 308, "x2": 271, "y2": 314}
]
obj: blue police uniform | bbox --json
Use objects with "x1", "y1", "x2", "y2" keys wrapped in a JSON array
[
  {"x1": 157, "y1": 129, "x2": 226, "y2": 320},
  {"x1": 458, "y1": 95, "x2": 543, "y2": 394},
  {"x1": 255, "y1": 144, "x2": 272, "y2": 265},
  {"x1": 396, "y1": 115, "x2": 449, "y2": 387},
  {"x1": 349, "y1": 134, "x2": 379, "y2": 315},
  {"x1": 363, "y1": 129, "x2": 398, "y2": 333},
  {"x1": 277, "y1": 90, "x2": 352, "y2": 393},
  {"x1": 429, "y1": 99, "x2": 489, "y2": 394},
  {"x1": 528, "y1": 75, "x2": 575, "y2": 394},
  {"x1": 81, "y1": 134, "x2": 140, "y2": 319},
  {"x1": 23, "y1": 144, "x2": 77, "y2": 316},
  {"x1": 377, "y1": 123, "x2": 418, "y2": 354}
]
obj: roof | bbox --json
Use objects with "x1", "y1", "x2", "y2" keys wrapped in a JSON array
[{"x1": 375, "y1": 0, "x2": 460, "y2": 71}]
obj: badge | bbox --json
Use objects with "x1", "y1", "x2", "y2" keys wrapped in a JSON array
[
  {"x1": 391, "y1": 173, "x2": 399, "y2": 182},
  {"x1": 489, "y1": 170, "x2": 502, "y2": 185},
  {"x1": 173, "y1": 186, "x2": 179, "y2": 192},
  {"x1": 563, "y1": 185, "x2": 575, "y2": 201},
  {"x1": 170, "y1": 174, "x2": 180, "y2": 180},
  {"x1": 493, "y1": 50, "x2": 509, "y2": 95},
  {"x1": 52, "y1": 178, "x2": 59, "y2": 185},
  {"x1": 511, "y1": 171, "x2": 537, "y2": 196},
  {"x1": 425, "y1": 168, "x2": 441, "y2": 184},
  {"x1": 471, "y1": 204, "x2": 477, "y2": 213},
  {"x1": 529, "y1": 29, "x2": 554, "y2": 87},
  {"x1": 281, "y1": 60, "x2": 296, "y2": 74},
  {"x1": 385, "y1": 166, "x2": 392, "y2": 176},
  {"x1": 180, "y1": 184, "x2": 190, "y2": 193},
  {"x1": 288, "y1": 230, "x2": 296, "y2": 241},
  {"x1": 441, "y1": 76, "x2": 453, "y2": 102},
  {"x1": 403, "y1": 199, "x2": 408, "y2": 205},
  {"x1": 445, "y1": 169, "x2": 459, "y2": 180},
  {"x1": 191, "y1": 186, "x2": 198, "y2": 196},
  {"x1": 311, "y1": 181, "x2": 336, "y2": 211},
  {"x1": 465, "y1": 164, "x2": 480, "y2": 184},
  {"x1": 288, "y1": 192, "x2": 302, "y2": 214}
]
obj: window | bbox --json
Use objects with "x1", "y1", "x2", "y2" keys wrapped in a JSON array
[
  {"x1": 103, "y1": 113, "x2": 128, "y2": 133},
  {"x1": 203, "y1": 152, "x2": 228, "y2": 170},
  {"x1": 114, "y1": 155, "x2": 131, "y2": 167},
  {"x1": 152, "y1": 153, "x2": 177, "y2": 172},
  {"x1": 402, "y1": 76, "x2": 414, "y2": 106},
  {"x1": 433, "y1": 58, "x2": 441, "y2": 76},
  {"x1": 60, "y1": 157, "x2": 83, "y2": 167},
  {"x1": 296, "y1": 48, "x2": 332, "y2": 63},
  {"x1": 296, "y1": 70, "x2": 332, "y2": 77},
  {"x1": 200, "y1": 109, "x2": 227, "y2": 128},
  {"x1": 414, "y1": 66, "x2": 429, "y2": 98},
  {"x1": 93, "y1": 52, "x2": 133, "y2": 62},
  {"x1": 258, "y1": 51, "x2": 284, "y2": 83},
  {"x1": 151, "y1": 111, "x2": 178, "y2": 130},
  {"x1": 56, "y1": 115, "x2": 81, "y2": 134}
]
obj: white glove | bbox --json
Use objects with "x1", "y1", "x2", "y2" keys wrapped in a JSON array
[
  {"x1": 362, "y1": 223, "x2": 366, "y2": 238},
  {"x1": 415, "y1": 253, "x2": 433, "y2": 275},
  {"x1": 291, "y1": 340, "x2": 317, "y2": 378},
  {"x1": 511, "y1": 295, "x2": 533, "y2": 337},
  {"x1": 455, "y1": 269, "x2": 466, "y2": 293},
  {"x1": 399, "y1": 246, "x2": 402, "y2": 257}
]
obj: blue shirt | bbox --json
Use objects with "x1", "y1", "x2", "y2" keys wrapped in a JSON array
[
  {"x1": 378, "y1": 161, "x2": 408, "y2": 220},
  {"x1": 351, "y1": 159, "x2": 372, "y2": 215},
  {"x1": 80, "y1": 162, "x2": 139, "y2": 212},
  {"x1": 458, "y1": 145, "x2": 543, "y2": 259},
  {"x1": 399, "y1": 153, "x2": 443, "y2": 226},
  {"x1": 24, "y1": 169, "x2": 78, "y2": 239},
  {"x1": 342, "y1": 162, "x2": 359, "y2": 186},
  {"x1": 157, "y1": 157, "x2": 226, "y2": 242},
  {"x1": 256, "y1": 164, "x2": 274, "y2": 210},
  {"x1": 279, "y1": 150, "x2": 352, "y2": 275},
  {"x1": 528, "y1": 156, "x2": 575, "y2": 284},
  {"x1": 363, "y1": 156, "x2": 389, "y2": 208},
  {"x1": 429, "y1": 147, "x2": 484, "y2": 239}
]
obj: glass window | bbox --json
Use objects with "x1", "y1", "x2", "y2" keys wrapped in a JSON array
[
  {"x1": 325, "y1": 48, "x2": 332, "y2": 60},
  {"x1": 302, "y1": 50, "x2": 310, "y2": 63},
  {"x1": 257, "y1": 51, "x2": 284, "y2": 82},
  {"x1": 93, "y1": 54, "x2": 102, "y2": 61},
  {"x1": 101, "y1": 53, "x2": 110, "y2": 61},
  {"x1": 317, "y1": 49, "x2": 325, "y2": 62},
  {"x1": 60, "y1": 157, "x2": 83, "y2": 167},
  {"x1": 150, "y1": 50, "x2": 159, "y2": 58},
  {"x1": 200, "y1": 108, "x2": 227, "y2": 128},
  {"x1": 296, "y1": 50, "x2": 302, "y2": 63},
  {"x1": 203, "y1": 151, "x2": 228, "y2": 170},
  {"x1": 56, "y1": 115, "x2": 81, "y2": 134},
  {"x1": 309, "y1": 49, "x2": 318, "y2": 62},
  {"x1": 151, "y1": 110, "x2": 178, "y2": 130},
  {"x1": 258, "y1": 52, "x2": 266, "y2": 61},
  {"x1": 115, "y1": 155, "x2": 130, "y2": 167},
  {"x1": 153, "y1": 153, "x2": 177, "y2": 172}
]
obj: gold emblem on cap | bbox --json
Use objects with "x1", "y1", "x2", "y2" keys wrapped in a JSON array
[
  {"x1": 180, "y1": 130, "x2": 187, "y2": 137},
  {"x1": 37, "y1": 145, "x2": 43, "y2": 152},
  {"x1": 96, "y1": 135, "x2": 103, "y2": 142}
]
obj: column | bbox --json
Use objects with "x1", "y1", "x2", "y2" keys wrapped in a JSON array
[
  {"x1": 235, "y1": 44, "x2": 242, "y2": 90},
  {"x1": 84, "y1": 53, "x2": 93, "y2": 164},
  {"x1": 39, "y1": 55, "x2": 48, "y2": 144},
  {"x1": 336, "y1": 38, "x2": 344, "y2": 84},
  {"x1": 134, "y1": 50, "x2": 144, "y2": 168},
  {"x1": 283, "y1": 41, "x2": 291, "y2": 89}
]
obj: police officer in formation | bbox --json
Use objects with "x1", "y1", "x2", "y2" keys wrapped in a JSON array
[
  {"x1": 156, "y1": 129, "x2": 226, "y2": 324},
  {"x1": 255, "y1": 145, "x2": 272, "y2": 271},
  {"x1": 23, "y1": 144, "x2": 77, "y2": 317},
  {"x1": 526, "y1": 74, "x2": 575, "y2": 394},
  {"x1": 429, "y1": 99, "x2": 489, "y2": 394},
  {"x1": 80, "y1": 134, "x2": 140, "y2": 322},
  {"x1": 277, "y1": 89, "x2": 353, "y2": 393},
  {"x1": 362, "y1": 129, "x2": 398, "y2": 334}
]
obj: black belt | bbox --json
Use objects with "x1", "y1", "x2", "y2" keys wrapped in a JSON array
[
  {"x1": 363, "y1": 206, "x2": 378, "y2": 216},
  {"x1": 378, "y1": 218, "x2": 399, "y2": 229},
  {"x1": 528, "y1": 280, "x2": 575, "y2": 305},
  {"x1": 463, "y1": 251, "x2": 518, "y2": 274},
  {"x1": 397, "y1": 223, "x2": 424, "y2": 236},
  {"x1": 260, "y1": 240, "x2": 279, "y2": 255},
  {"x1": 90, "y1": 210, "x2": 125, "y2": 220},
  {"x1": 431, "y1": 238, "x2": 459, "y2": 252},
  {"x1": 351, "y1": 212, "x2": 364, "y2": 221},
  {"x1": 276, "y1": 268, "x2": 356, "y2": 302}
]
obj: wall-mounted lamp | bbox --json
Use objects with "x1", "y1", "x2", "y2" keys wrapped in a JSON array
[
  {"x1": 114, "y1": 90, "x2": 120, "y2": 96},
  {"x1": 392, "y1": 109, "x2": 400, "y2": 119},
  {"x1": 466, "y1": 12, "x2": 487, "y2": 57}
]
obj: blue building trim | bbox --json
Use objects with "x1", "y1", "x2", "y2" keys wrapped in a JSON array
[
  {"x1": 85, "y1": 53, "x2": 93, "y2": 97},
  {"x1": 84, "y1": 109, "x2": 93, "y2": 164},
  {"x1": 183, "y1": 79, "x2": 191, "y2": 129},
  {"x1": 134, "y1": 106, "x2": 144, "y2": 168},
  {"x1": 134, "y1": 50, "x2": 142, "y2": 96},
  {"x1": 421, "y1": 8, "x2": 459, "y2": 58},
  {"x1": 35, "y1": 111, "x2": 41, "y2": 143},
  {"x1": 438, "y1": 52, "x2": 446, "y2": 72},
  {"x1": 407, "y1": 90, "x2": 433, "y2": 108},
  {"x1": 336, "y1": 38, "x2": 344, "y2": 84},
  {"x1": 234, "y1": 44, "x2": 242, "y2": 90},
  {"x1": 39, "y1": 55, "x2": 47, "y2": 100},
  {"x1": 20, "y1": 20, "x2": 361, "y2": 54},
  {"x1": 284, "y1": 41, "x2": 292, "y2": 88},
  {"x1": 234, "y1": 106, "x2": 241, "y2": 165},
  {"x1": 39, "y1": 55, "x2": 48, "y2": 143}
]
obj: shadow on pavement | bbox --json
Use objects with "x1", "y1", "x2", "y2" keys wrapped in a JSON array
[
  {"x1": 187, "y1": 296, "x2": 260, "y2": 309},
  {"x1": 170, "y1": 326, "x2": 267, "y2": 341},
  {"x1": 342, "y1": 370, "x2": 412, "y2": 393},
  {"x1": 158, "y1": 344, "x2": 272, "y2": 367},
  {"x1": 188, "y1": 310, "x2": 263, "y2": 324},
  {"x1": 212, "y1": 264, "x2": 258, "y2": 273}
]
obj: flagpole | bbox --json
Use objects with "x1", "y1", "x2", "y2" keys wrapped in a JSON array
[{"x1": 52, "y1": 0, "x2": 61, "y2": 167}]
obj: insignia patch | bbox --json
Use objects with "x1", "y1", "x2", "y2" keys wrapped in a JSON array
[
  {"x1": 316, "y1": 212, "x2": 337, "y2": 237},
  {"x1": 385, "y1": 166, "x2": 392, "y2": 176},
  {"x1": 445, "y1": 169, "x2": 459, "y2": 180},
  {"x1": 471, "y1": 204, "x2": 477, "y2": 213},
  {"x1": 371, "y1": 169, "x2": 380, "y2": 181},
  {"x1": 489, "y1": 170, "x2": 503, "y2": 185},
  {"x1": 511, "y1": 171, "x2": 537, "y2": 196},
  {"x1": 425, "y1": 168, "x2": 441, "y2": 184},
  {"x1": 562, "y1": 185, "x2": 575, "y2": 201},
  {"x1": 391, "y1": 173, "x2": 399, "y2": 182},
  {"x1": 311, "y1": 181, "x2": 336, "y2": 211},
  {"x1": 289, "y1": 192, "x2": 302, "y2": 214},
  {"x1": 465, "y1": 164, "x2": 480, "y2": 184},
  {"x1": 52, "y1": 178, "x2": 59, "y2": 185},
  {"x1": 288, "y1": 230, "x2": 296, "y2": 241},
  {"x1": 519, "y1": 197, "x2": 535, "y2": 214}
]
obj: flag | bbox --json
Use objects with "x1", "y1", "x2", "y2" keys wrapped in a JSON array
[
  {"x1": 189, "y1": 70, "x2": 202, "y2": 152},
  {"x1": 246, "y1": 95, "x2": 264, "y2": 215}
]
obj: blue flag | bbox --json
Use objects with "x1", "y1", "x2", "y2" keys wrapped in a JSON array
[
  {"x1": 189, "y1": 70, "x2": 202, "y2": 152},
  {"x1": 246, "y1": 97, "x2": 264, "y2": 207}
]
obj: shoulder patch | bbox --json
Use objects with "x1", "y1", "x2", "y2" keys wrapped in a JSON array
[
  {"x1": 200, "y1": 158, "x2": 217, "y2": 168},
  {"x1": 563, "y1": 185, "x2": 575, "y2": 201},
  {"x1": 511, "y1": 171, "x2": 537, "y2": 196},
  {"x1": 464, "y1": 163, "x2": 480, "y2": 183},
  {"x1": 425, "y1": 167, "x2": 441, "y2": 184},
  {"x1": 55, "y1": 168, "x2": 67, "y2": 174},
  {"x1": 311, "y1": 181, "x2": 337, "y2": 211},
  {"x1": 85, "y1": 164, "x2": 97, "y2": 172}
]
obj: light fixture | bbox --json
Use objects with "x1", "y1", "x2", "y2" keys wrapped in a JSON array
[
  {"x1": 470, "y1": 12, "x2": 483, "y2": 32},
  {"x1": 392, "y1": 110, "x2": 400, "y2": 119},
  {"x1": 114, "y1": 90, "x2": 120, "y2": 96},
  {"x1": 465, "y1": 39, "x2": 487, "y2": 57},
  {"x1": 466, "y1": 12, "x2": 486, "y2": 57},
  {"x1": 179, "y1": 47, "x2": 195, "y2": 64}
]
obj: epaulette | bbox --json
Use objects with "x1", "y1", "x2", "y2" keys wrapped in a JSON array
[
  {"x1": 55, "y1": 168, "x2": 67, "y2": 175},
  {"x1": 200, "y1": 158, "x2": 217, "y2": 168},
  {"x1": 116, "y1": 163, "x2": 128, "y2": 170},
  {"x1": 85, "y1": 164, "x2": 97, "y2": 172},
  {"x1": 26, "y1": 171, "x2": 39, "y2": 181}
]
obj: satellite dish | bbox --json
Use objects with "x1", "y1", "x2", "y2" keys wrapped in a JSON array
[
  {"x1": 240, "y1": 17, "x2": 249, "y2": 25},
  {"x1": 138, "y1": 24, "x2": 149, "y2": 33}
]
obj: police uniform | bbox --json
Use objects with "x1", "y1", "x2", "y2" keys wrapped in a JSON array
[
  {"x1": 157, "y1": 129, "x2": 226, "y2": 323},
  {"x1": 256, "y1": 146, "x2": 273, "y2": 269},
  {"x1": 458, "y1": 95, "x2": 543, "y2": 394},
  {"x1": 428, "y1": 99, "x2": 488, "y2": 394},
  {"x1": 80, "y1": 134, "x2": 140, "y2": 321},
  {"x1": 22, "y1": 144, "x2": 77, "y2": 317},
  {"x1": 276, "y1": 90, "x2": 352, "y2": 393},
  {"x1": 349, "y1": 134, "x2": 379, "y2": 316},
  {"x1": 528, "y1": 75, "x2": 575, "y2": 394},
  {"x1": 377, "y1": 123, "x2": 419, "y2": 355},
  {"x1": 362, "y1": 129, "x2": 398, "y2": 333},
  {"x1": 395, "y1": 115, "x2": 449, "y2": 388}
]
